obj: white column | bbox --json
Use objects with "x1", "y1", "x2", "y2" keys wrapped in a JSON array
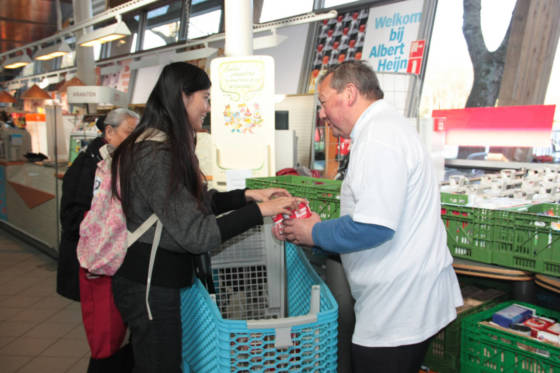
[
  {"x1": 224, "y1": 0, "x2": 253, "y2": 57},
  {"x1": 72, "y1": 0, "x2": 96, "y2": 85}
]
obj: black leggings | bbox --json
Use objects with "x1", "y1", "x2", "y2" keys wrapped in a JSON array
[
  {"x1": 112, "y1": 276, "x2": 182, "y2": 373},
  {"x1": 351, "y1": 336, "x2": 433, "y2": 373}
]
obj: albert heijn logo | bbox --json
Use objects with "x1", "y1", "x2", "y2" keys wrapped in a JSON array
[{"x1": 406, "y1": 40, "x2": 425, "y2": 75}]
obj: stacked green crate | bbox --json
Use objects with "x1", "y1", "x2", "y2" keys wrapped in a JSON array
[
  {"x1": 492, "y1": 203, "x2": 560, "y2": 277},
  {"x1": 423, "y1": 286, "x2": 507, "y2": 373},
  {"x1": 440, "y1": 204, "x2": 494, "y2": 264},
  {"x1": 461, "y1": 300, "x2": 560, "y2": 372},
  {"x1": 441, "y1": 201, "x2": 560, "y2": 277},
  {"x1": 440, "y1": 192, "x2": 469, "y2": 206},
  {"x1": 246, "y1": 175, "x2": 341, "y2": 220}
]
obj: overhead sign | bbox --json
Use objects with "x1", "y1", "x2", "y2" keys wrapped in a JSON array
[
  {"x1": 361, "y1": 0, "x2": 423, "y2": 74},
  {"x1": 432, "y1": 105, "x2": 556, "y2": 147},
  {"x1": 67, "y1": 86, "x2": 128, "y2": 107}
]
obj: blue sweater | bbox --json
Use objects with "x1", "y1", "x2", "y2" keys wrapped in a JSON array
[{"x1": 312, "y1": 215, "x2": 394, "y2": 253}]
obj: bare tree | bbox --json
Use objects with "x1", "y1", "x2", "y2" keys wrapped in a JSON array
[{"x1": 462, "y1": 0, "x2": 512, "y2": 107}]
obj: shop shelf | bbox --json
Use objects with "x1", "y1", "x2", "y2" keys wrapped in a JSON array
[
  {"x1": 180, "y1": 242, "x2": 338, "y2": 372},
  {"x1": 246, "y1": 175, "x2": 341, "y2": 220},
  {"x1": 460, "y1": 300, "x2": 560, "y2": 372}
]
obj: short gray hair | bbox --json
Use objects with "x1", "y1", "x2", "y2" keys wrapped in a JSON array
[
  {"x1": 318, "y1": 60, "x2": 384, "y2": 100},
  {"x1": 103, "y1": 108, "x2": 139, "y2": 131}
]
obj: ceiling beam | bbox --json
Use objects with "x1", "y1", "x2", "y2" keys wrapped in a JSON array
[{"x1": 0, "y1": 17, "x2": 57, "y2": 26}]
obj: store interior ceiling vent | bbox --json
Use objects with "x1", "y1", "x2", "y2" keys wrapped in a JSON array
[
  {"x1": 171, "y1": 46, "x2": 218, "y2": 62},
  {"x1": 253, "y1": 30, "x2": 288, "y2": 50}
]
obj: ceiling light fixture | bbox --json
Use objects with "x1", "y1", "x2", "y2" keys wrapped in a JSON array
[
  {"x1": 35, "y1": 40, "x2": 72, "y2": 61},
  {"x1": 3, "y1": 53, "x2": 32, "y2": 69},
  {"x1": 253, "y1": 30, "x2": 288, "y2": 50},
  {"x1": 77, "y1": 15, "x2": 131, "y2": 47},
  {"x1": 171, "y1": 45, "x2": 218, "y2": 62},
  {"x1": 130, "y1": 54, "x2": 160, "y2": 70}
]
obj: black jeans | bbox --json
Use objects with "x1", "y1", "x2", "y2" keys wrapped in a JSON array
[
  {"x1": 351, "y1": 336, "x2": 433, "y2": 373},
  {"x1": 112, "y1": 276, "x2": 183, "y2": 373}
]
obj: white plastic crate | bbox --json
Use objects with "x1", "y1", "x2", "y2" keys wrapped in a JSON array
[{"x1": 210, "y1": 219, "x2": 285, "y2": 319}]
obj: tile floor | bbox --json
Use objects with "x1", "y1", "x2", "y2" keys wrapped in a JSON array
[{"x1": 0, "y1": 229, "x2": 90, "y2": 373}]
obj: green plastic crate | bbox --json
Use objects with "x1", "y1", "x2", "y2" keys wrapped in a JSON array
[
  {"x1": 441, "y1": 192, "x2": 469, "y2": 205},
  {"x1": 441, "y1": 204, "x2": 494, "y2": 264},
  {"x1": 441, "y1": 203, "x2": 560, "y2": 277},
  {"x1": 491, "y1": 205, "x2": 560, "y2": 277},
  {"x1": 528, "y1": 203, "x2": 560, "y2": 216},
  {"x1": 423, "y1": 287, "x2": 507, "y2": 373},
  {"x1": 461, "y1": 300, "x2": 560, "y2": 372},
  {"x1": 246, "y1": 175, "x2": 341, "y2": 220}
]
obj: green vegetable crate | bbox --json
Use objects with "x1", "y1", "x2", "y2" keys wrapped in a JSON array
[
  {"x1": 461, "y1": 300, "x2": 560, "y2": 372},
  {"x1": 246, "y1": 175, "x2": 341, "y2": 220},
  {"x1": 423, "y1": 286, "x2": 507, "y2": 373},
  {"x1": 441, "y1": 202, "x2": 560, "y2": 277}
]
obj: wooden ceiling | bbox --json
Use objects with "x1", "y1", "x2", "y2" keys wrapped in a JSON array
[{"x1": 0, "y1": 0, "x2": 74, "y2": 55}]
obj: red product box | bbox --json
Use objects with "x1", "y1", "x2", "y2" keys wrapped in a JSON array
[
  {"x1": 290, "y1": 202, "x2": 312, "y2": 220},
  {"x1": 272, "y1": 202, "x2": 312, "y2": 237},
  {"x1": 546, "y1": 322, "x2": 560, "y2": 336},
  {"x1": 523, "y1": 317, "x2": 555, "y2": 337}
]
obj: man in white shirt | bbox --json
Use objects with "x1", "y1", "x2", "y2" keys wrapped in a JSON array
[{"x1": 283, "y1": 60, "x2": 463, "y2": 373}]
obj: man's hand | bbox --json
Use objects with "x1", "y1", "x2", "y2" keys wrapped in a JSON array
[{"x1": 283, "y1": 212, "x2": 321, "y2": 247}]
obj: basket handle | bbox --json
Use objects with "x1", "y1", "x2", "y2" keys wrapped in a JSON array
[{"x1": 246, "y1": 285, "x2": 321, "y2": 348}]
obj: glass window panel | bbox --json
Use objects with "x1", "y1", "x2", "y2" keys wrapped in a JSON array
[
  {"x1": 142, "y1": 3, "x2": 182, "y2": 50},
  {"x1": 188, "y1": 9, "x2": 222, "y2": 39},
  {"x1": 260, "y1": 0, "x2": 313, "y2": 23}
]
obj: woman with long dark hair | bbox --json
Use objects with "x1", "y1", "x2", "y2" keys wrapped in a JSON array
[{"x1": 111, "y1": 62, "x2": 298, "y2": 372}]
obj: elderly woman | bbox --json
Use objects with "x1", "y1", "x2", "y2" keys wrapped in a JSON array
[
  {"x1": 56, "y1": 108, "x2": 139, "y2": 372},
  {"x1": 57, "y1": 108, "x2": 139, "y2": 301}
]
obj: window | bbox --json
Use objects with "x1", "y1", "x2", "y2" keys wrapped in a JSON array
[
  {"x1": 142, "y1": 3, "x2": 182, "y2": 50},
  {"x1": 188, "y1": 9, "x2": 222, "y2": 39},
  {"x1": 419, "y1": 0, "x2": 516, "y2": 117},
  {"x1": 188, "y1": 0, "x2": 223, "y2": 40}
]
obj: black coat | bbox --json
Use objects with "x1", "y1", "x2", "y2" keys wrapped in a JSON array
[{"x1": 56, "y1": 137, "x2": 105, "y2": 301}]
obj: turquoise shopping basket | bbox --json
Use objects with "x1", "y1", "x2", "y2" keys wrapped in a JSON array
[{"x1": 181, "y1": 242, "x2": 338, "y2": 372}]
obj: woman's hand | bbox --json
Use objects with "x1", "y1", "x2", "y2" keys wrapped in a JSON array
[
  {"x1": 257, "y1": 196, "x2": 303, "y2": 217},
  {"x1": 245, "y1": 188, "x2": 291, "y2": 202}
]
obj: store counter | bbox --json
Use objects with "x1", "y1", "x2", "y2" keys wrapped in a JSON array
[
  {"x1": 0, "y1": 161, "x2": 65, "y2": 256},
  {"x1": 453, "y1": 258, "x2": 536, "y2": 302}
]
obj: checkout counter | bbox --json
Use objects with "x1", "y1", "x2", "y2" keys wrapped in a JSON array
[
  {"x1": 0, "y1": 110, "x2": 75, "y2": 258},
  {"x1": 0, "y1": 88, "x2": 129, "y2": 258}
]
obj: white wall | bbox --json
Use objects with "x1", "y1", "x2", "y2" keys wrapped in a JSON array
[
  {"x1": 275, "y1": 94, "x2": 315, "y2": 168},
  {"x1": 256, "y1": 23, "x2": 309, "y2": 95}
]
